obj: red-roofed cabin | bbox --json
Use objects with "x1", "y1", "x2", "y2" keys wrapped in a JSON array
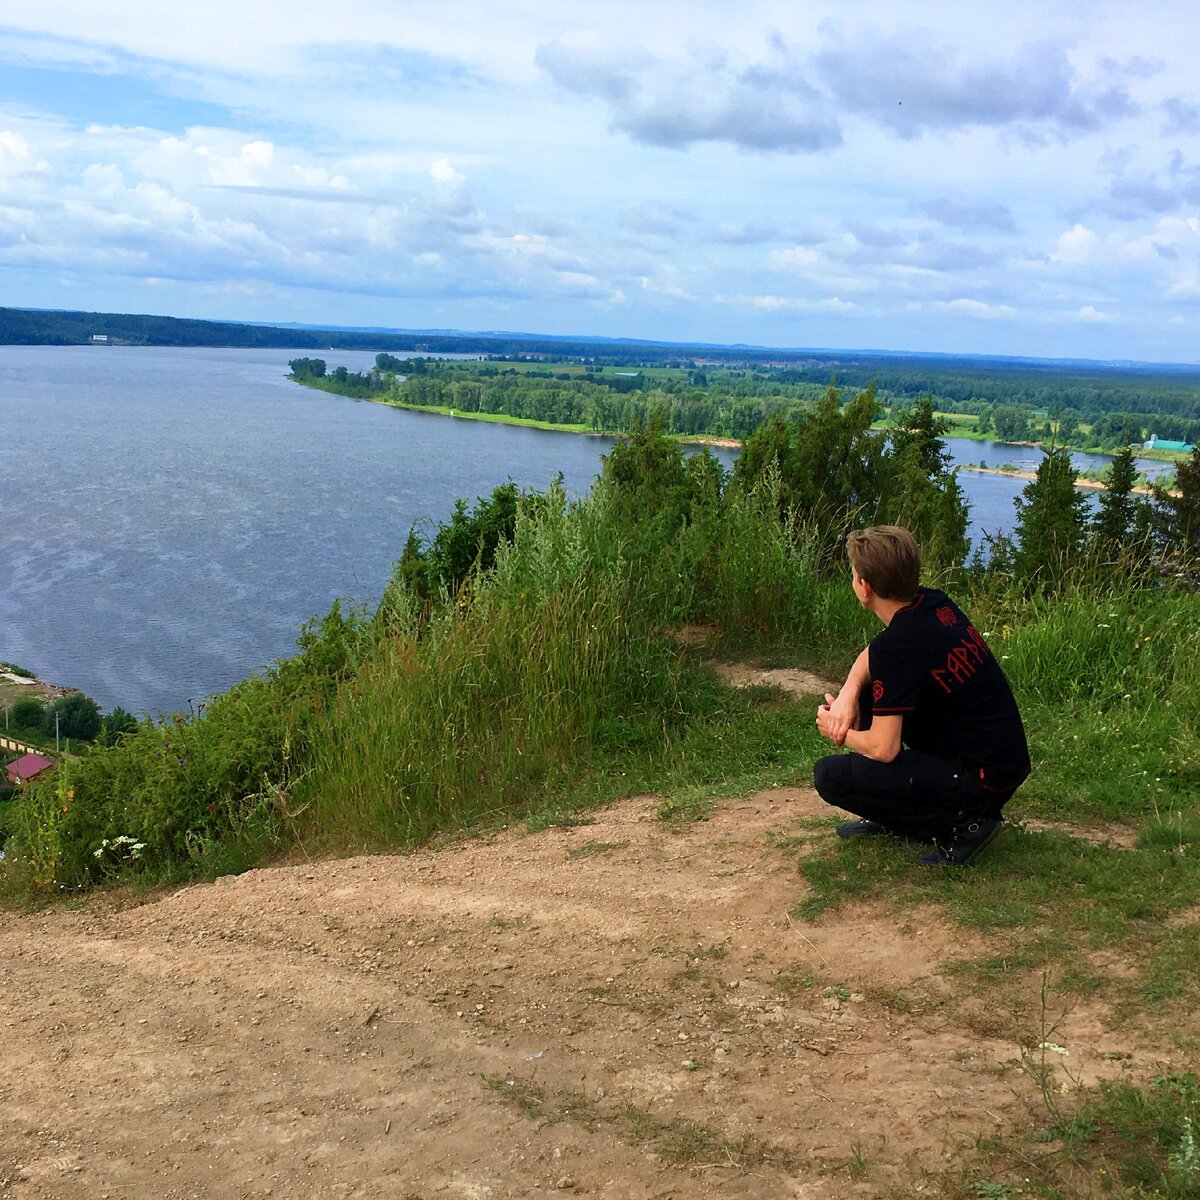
[{"x1": 6, "y1": 753, "x2": 54, "y2": 786}]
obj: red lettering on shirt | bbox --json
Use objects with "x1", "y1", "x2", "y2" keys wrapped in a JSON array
[{"x1": 930, "y1": 626, "x2": 994, "y2": 693}]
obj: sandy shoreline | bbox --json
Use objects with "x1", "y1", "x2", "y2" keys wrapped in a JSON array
[{"x1": 959, "y1": 464, "x2": 1160, "y2": 495}]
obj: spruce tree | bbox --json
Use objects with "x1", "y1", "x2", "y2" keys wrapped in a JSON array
[
  {"x1": 886, "y1": 396, "x2": 968, "y2": 567},
  {"x1": 1012, "y1": 447, "x2": 1089, "y2": 585},
  {"x1": 1092, "y1": 446, "x2": 1137, "y2": 547},
  {"x1": 1153, "y1": 447, "x2": 1200, "y2": 556}
]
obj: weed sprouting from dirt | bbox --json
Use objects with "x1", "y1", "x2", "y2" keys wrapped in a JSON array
[
  {"x1": 617, "y1": 1101, "x2": 789, "y2": 1169},
  {"x1": 774, "y1": 964, "x2": 816, "y2": 996},
  {"x1": 968, "y1": 1072, "x2": 1200, "y2": 1199},
  {"x1": 657, "y1": 792, "x2": 717, "y2": 825},
  {"x1": 481, "y1": 1075, "x2": 791, "y2": 1171}
]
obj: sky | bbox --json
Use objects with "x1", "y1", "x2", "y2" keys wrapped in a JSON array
[{"x1": 1, "y1": 1, "x2": 1199, "y2": 362}]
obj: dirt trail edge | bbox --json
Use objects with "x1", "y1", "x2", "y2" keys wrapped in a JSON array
[{"x1": 0, "y1": 789, "x2": 1179, "y2": 1200}]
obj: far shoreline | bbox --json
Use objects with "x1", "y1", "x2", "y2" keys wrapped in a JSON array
[
  {"x1": 958, "y1": 464, "x2": 1162, "y2": 495},
  {"x1": 353, "y1": 389, "x2": 1175, "y2": 493}
]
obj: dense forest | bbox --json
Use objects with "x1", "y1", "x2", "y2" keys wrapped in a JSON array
[{"x1": 291, "y1": 354, "x2": 1200, "y2": 452}]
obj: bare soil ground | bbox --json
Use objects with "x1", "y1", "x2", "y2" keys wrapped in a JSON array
[
  {"x1": 0, "y1": 675, "x2": 70, "y2": 713},
  {"x1": 0, "y1": 782, "x2": 1189, "y2": 1200}
]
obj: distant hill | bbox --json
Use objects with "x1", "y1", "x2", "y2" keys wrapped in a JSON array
[
  {"x1": 5, "y1": 304, "x2": 1200, "y2": 377},
  {"x1": 3, "y1": 305, "x2": 774, "y2": 362}
]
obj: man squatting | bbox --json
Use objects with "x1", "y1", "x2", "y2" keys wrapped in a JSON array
[{"x1": 814, "y1": 525, "x2": 1030, "y2": 867}]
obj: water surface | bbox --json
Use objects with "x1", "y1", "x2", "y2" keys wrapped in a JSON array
[{"x1": 1, "y1": 346, "x2": 1163, "y2": 713}]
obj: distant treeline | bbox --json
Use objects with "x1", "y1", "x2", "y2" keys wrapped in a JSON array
[
  {"x1": 0, "y1": 306, "x2": 742, "y2": 360},
  {"x1": 8, "y1": 304, "x2": 1200, "y2": 431},
  {"x1": 289, "y1": 356, "x2": 829, "y2": 438},
  {"x1": 290, "y1": 355, "x2": 1200, "y2": 450}
]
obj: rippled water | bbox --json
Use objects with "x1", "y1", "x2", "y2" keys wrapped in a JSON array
[
  {"x1": 2, "y1": 346, "x2": 628, "y2": 714},
  {"x1": 0, "y1": 346, "x2": 1161, "y2": 714}
]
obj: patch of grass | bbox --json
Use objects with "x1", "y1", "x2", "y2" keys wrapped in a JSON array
[
  {"x1": 480, "y1": 1075, "x2": 586, "y2": 1127},
  {"x1": 617, "y1": 1101, "x2": 790, "y2": 1169},
  {"x1": 821, "y1": 985, "x2": 852, "y2": 1001},
  {"x1": 847, "y1": 1143, "x2": 869, "y2": 1177},
  {"x1": 524, "y1": 803, "x2": 596, "y2": 833},
  {"x1": 867, "y1": 985, "x2": 915, "y2": 1014},
  {"x1": 481, "y1": 1075, "x2": 791, "y2": 1171},
  {"x1": 942, "y1": 953, "x2": 1039, "y2": 986},
  {"x1": 657, "y1": 792, "x2": 716, "y2": 824},
  {"x1": 485, "y1": 914, "x2": 525, "y2": 931},
  {"x1": 966, "y1": 1073, "x2": 1200, "y2": 1200},
  {"x1": 786, "y1": 820, "x2": 1200, "y2": 1016}
]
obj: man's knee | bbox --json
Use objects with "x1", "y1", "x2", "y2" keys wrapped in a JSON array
[{"x1": 813, "y1": 754, "x2": 849, "y2": 805}]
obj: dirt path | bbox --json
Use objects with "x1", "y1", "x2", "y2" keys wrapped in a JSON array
[{"x1": 0, "y1": 788, "x2": 1183, "y2": 1200}]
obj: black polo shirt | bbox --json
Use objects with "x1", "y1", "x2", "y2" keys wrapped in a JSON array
[{"x1": 868, "y1": 589, "x2": 1030, "y2": 797}]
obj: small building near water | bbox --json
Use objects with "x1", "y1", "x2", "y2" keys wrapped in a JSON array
[
  {"x1": 1144, "y1": 435, "x2": 1194, "y2": 452},
  {"x1": 6, "y1": 752, "x2": 54, "y2": 786}
]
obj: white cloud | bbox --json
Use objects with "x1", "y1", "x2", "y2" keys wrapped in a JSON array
[
  {"x1": 926, "y1": 298, "x2": 1019, "y2": 319},
  {"x1": 536, "y1": 32, "x2": 841, "y2": 153},
  {"x1": 773, "y1": 246, "x2": 821, "y2": 268},
  {"x1": 429, "y1": 157, "x2": 462, "y2": 184},
  {"x1": 1051, "y1": 223, "x2": 1098, "y2": 263},
  {"x1": 736, "y1": 293, "x2": 858, "y2": 313},
  {"x1": 2, "y1": 3, "x2": 1200, "y2": 357},
  {"x1": 0, "y1": 129, "x2": 49, "y2": 180}
]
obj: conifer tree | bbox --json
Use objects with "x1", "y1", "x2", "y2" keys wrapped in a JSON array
[
  {"x1": 1153, "y1": 447, "x2": 1200, "y2": 556},
  {"x1": 732, "y1": 382, "x2": 885, "y2": 545},
  {"x1": 1092, "y1": 446, "x2": 1138, "y2": 547},
  {"x1": 1012, "y1": 447, "x2": 1089, "y2": 585},
  {"x1": 886, "y1": 396, "x2": 968, "y2": 567}
]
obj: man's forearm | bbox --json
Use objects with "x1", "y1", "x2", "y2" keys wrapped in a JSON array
[
  {"x1": 839, "y1": 647, "x2": 871, "y2": 701},
  {"x1": 841, "y1": 720, "x2": 901, "y2": 763}
]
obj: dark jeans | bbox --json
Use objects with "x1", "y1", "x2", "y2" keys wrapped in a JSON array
[{"x1": 813, "y1": 747, "x2": 999, "y2": 841}]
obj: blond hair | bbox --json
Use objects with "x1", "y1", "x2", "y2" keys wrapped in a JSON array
[{"x1": 846, "y1": 526, "x2": 921, "y2": 600}]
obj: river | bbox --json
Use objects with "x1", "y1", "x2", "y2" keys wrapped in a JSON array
[{"x1": 0, "y1": 346, "x2": 1169, "y2": 715}]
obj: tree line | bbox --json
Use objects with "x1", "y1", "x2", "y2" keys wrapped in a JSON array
[{"x1": 290, "y1": 355, "x2": 1198, "y2": 456}]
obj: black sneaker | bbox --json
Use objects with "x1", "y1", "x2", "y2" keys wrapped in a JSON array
[
  {"x1": 836, "y1": 818, "x2": 889, "y2": 839},
  {"x1": 917, "y1": 817, "x2": 1003, "y2": 867}
]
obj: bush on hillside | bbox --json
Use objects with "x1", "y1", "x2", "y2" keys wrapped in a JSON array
[
  {"x1": 11, "y1": 698, "x2": 44, "y2": 729},
  {"x1": 42, "y1": 693, "x2": 101, "y2": 741}
]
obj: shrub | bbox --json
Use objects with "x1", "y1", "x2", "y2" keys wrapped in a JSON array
[
  {"x1": 11, "y1": 698, "x2": 44, "y2": 729},
  {"x1": 42, "y1": 693, "x2": 101, "y2": 741}
]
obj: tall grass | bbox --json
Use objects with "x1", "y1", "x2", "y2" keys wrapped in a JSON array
[
  {"x1": 1, "y1": 429, "x2": 1194, "y2": 896},
  {"x1": 303, "y1": 499, "x2": 702, "y2": 845},
  {"x1": 957, "y1": 585, "x2": 1200, "y2": 820}
]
